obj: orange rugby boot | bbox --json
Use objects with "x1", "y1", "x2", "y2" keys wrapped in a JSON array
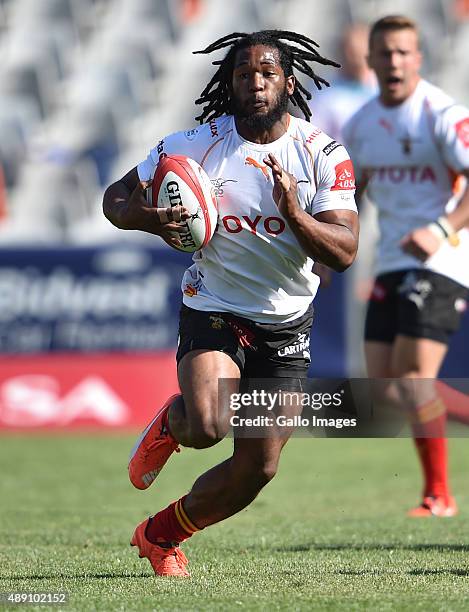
[
  {"x1": 130, "y1": 518, "x2": 189, "y2": 577},
  {"x1": 128, "y1": 394, "x2": 180, "y2": 490},
  {"x1": 407, "y1": 495, "x2": 458, "y2": 517}
]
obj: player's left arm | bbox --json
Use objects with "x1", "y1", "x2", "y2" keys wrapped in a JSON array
[
  {"x1": 401, "y1": 108, "x2": 469, "y2": 261},
  {"x1": 263, "y1": 153, "x2": 359, "y2": 272}
]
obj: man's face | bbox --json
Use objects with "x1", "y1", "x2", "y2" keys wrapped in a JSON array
[
  {"x1": 368, "y1": 28, "x2": 422, "y2": 106},
  {"x1": 231, "y1": 45, "x2": 294, "y2": 131}
]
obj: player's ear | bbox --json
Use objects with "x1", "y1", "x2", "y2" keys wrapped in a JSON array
[
  {"x1": 286, "y1": 75, "x2": 295, "y2": 96},
  {"x1": 366, "y1": 36, "x2": 375, "y2": 70}
]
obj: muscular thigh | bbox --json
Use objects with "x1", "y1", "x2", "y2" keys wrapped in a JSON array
[
  {"x1": 391, "y1": 335, "x2": 447, "y2": 378},
  {"x1": 365, "y1": 341, "x2": 393, "y2": 377},
  {"x1": 178, "y1": 349, "x2": 240, "y2": 433}
]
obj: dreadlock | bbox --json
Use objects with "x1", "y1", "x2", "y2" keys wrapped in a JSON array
[{"x1": 193, "y1": 30, "x2": 340, "y2": 123}]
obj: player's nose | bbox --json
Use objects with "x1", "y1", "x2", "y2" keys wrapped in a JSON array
[
  {"x1": 249, "y1": 73, "x2": 264, "y2": 91},
  {"x1": 388, "y1": 51, "x2": 401, "y2": 68}
]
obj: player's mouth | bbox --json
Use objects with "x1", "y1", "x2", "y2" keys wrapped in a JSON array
[
  {"x1": 386, "y1": 76, "x2": 403, "y2": 87},
  {"x1": 248, "y1": 98, "x2": 268, "y2": 111}
]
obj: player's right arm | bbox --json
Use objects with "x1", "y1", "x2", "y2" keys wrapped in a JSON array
[{"x1": 103, "y1": 167, "x2": 189, "y2": 249}]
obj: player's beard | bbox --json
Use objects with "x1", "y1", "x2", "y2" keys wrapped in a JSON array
[{"x1": 232, "y1": 86, "x2": 290, "y2": 132}]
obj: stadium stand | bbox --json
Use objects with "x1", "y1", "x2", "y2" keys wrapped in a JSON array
[{"x1": 0, "y1": 0, "x2": 466, "y2": 244}]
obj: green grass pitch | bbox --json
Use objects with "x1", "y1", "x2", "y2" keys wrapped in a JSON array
[{"x1": 0, "y1": 435, "x2": 468, "y2": 611}]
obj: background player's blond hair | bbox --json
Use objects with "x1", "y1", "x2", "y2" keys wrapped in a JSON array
[{"x1": 369, "y1": 15, "x2": 421, "y2": 49}]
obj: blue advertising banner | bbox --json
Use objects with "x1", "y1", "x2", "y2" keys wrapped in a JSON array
[
  {"x1": 0, "y1": 245, "x2": 466, "y2": 376},
  {"x1": 0, "y1": 245, "x2": 191, "y2": 353}
]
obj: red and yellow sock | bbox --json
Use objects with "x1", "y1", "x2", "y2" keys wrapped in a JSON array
[
  {"x1": 413, "y1": 437, "x2": 449, "y2": 500},
  {"x1": 410, "y1": 395, "x2": 449, "y2": 501},
  {"x1": 145, "y1": 495, "x2": 200, "y2": 546}
]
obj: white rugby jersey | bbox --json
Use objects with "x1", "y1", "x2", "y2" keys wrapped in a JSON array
[
  {"x1": 343, "y1": 79, "x2": 469, "y2": 287},
  {"x1": 138, "y1": 114, "x2": 357, "y2": 322}
]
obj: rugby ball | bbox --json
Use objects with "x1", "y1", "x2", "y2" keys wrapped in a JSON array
[{"x1": 148, "y1": 155, "x2": 218, "y2": 252}]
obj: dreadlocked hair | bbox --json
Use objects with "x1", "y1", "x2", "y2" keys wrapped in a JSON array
[{"x1": 193, "y1": 30, "x2": 340, "y2": 123}]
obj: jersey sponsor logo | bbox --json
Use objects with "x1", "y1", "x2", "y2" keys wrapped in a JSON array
[
  {"x1": 209, "y1": 119, "x2": 218, "y2": 138},
  {"x1": 322, "y1": 140, "x2": 341, "y2": 156},
  {"x1": 331, "y1": 160, "x2": 355, "y2": 191},
  {"x1": 222, "y1": 214, "x2": 286, "y2": 236},
  {"x1": 379, "y1": 118, "x2": 393, "y2": 135},
  {"x1": 278, "y1": 332, "x2": 310, "y2": 359},
  {"x1": 455, "y1": 117, "x2": 469, "y2": 148},
  {"x1": 244, "y1": 157, "x2": 270, "y2": 180},
  {"x1": 184, "y1": 129, "x2": 199, "y2": 141},
  {"x1": 211, "y1": 178, "x2": 238, "y2": 197},
  {"x1": 305, "y1": 128, "x2": 322, "y2": 143},
  {"x1": 363, "y1": 165, "x2": 436, "y2": 183},
  {"x1": 399, "y1": 134, "x2": 420, "y2": 155}
]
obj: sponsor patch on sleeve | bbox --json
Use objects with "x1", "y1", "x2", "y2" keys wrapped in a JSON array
[
  {"x1": 322, "y1": 140, "x2": 342, "y2": 156},
  {"x1": 156, "y1": 139, "x2": 165, "y2": 159},
  {"x1": 184, "y1": 129, "x2": 199, "y2": 141},
  {"x1": 330, "y1": 159, "x2": 355, "y2": 191},
  {"x1": 455, "y1": 117, "x2": 469, "y2": 148}
]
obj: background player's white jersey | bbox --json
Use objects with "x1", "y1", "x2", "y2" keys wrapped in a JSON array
[
  {"x1": 138, "y1": 115, "x2": 357, "y2": 323},
  {"x1": 343, "y1": 79, "x2": 469, "y2": 288}
]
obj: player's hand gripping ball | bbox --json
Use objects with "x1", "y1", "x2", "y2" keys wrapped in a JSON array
[{"x1": 148, "y1": 155, "x2": 218, "y2": 252}]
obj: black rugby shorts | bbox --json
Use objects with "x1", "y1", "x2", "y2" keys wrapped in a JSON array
[
  {"x1": 365, "y1": 269, "x2": 468, "y2": 345},
  {"x1": 176, "y1": 304, "x2": 313, "y2": 378}
]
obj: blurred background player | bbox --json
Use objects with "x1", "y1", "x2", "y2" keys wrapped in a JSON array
[
  {"x1": 308, "y1": 22, "x2": 376, "y2": 143},
  {"x1": 343, "y1": 15, "x2": 469, "y2": 517},
  {"x1": 103, "y1": 30, "x2": 359, "y2": 577},
  {"x1": 308, "y1": 22, "x2": 376, "y2": 286}
]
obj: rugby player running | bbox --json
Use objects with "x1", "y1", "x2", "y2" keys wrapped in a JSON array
[
  {"x1": 104, "y1": 30, "x2": 359, "y2": 577},
  {"x1": 344, "y1": 16, "x2": 469, "y2": 517}
]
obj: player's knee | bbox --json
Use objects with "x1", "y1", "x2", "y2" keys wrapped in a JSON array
[
  {"x1": 257, "y1": 461, "x2": 278, "y2": 485},
  {"x1": 236, "y1": 456, "x2": 279, "y2": 490}
]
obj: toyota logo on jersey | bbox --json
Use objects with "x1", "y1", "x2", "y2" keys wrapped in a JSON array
[
  {"x1": 455, "y1": 117, "x2": 469, "y2": 148},
  {"x1": 331, "y1": 160, "x2": 355, "y2": 191}
]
